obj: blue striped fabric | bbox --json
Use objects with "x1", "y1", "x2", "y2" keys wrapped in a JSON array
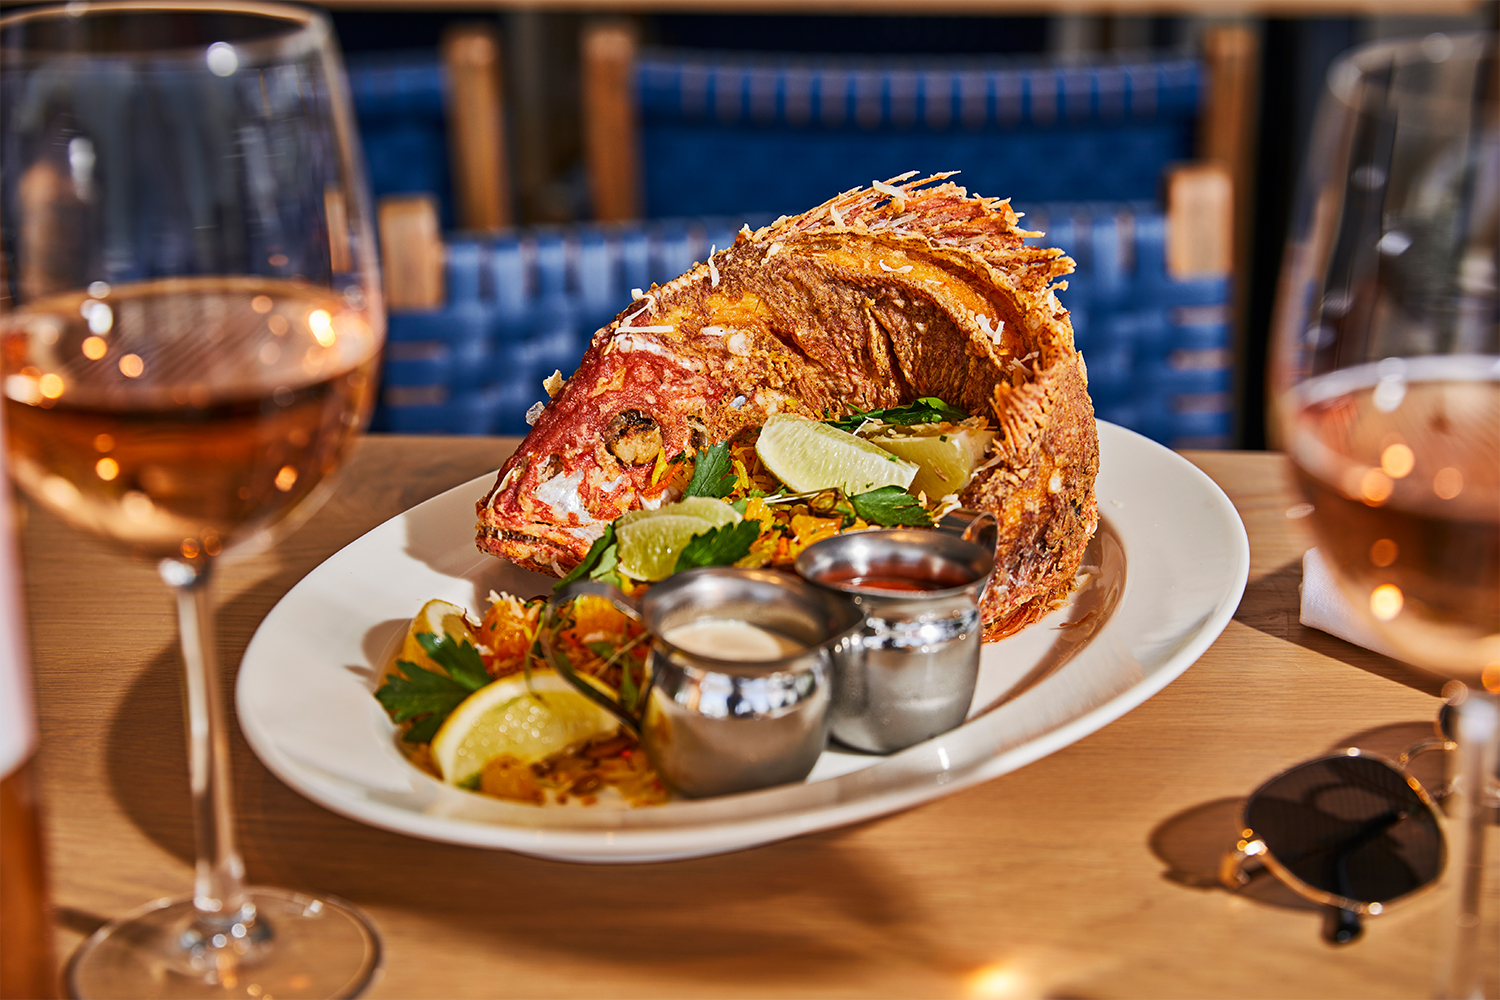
[
  {"x1": 373, "y1": 205, "x2": 1233, "y2": 448},
  {"x1": 345, "y1": 51, "x2": 454, "y2": 229},
  {"x1": 372, "y1": 217, "x2": 757, "y2": 435},
  {"x1": 635, "y1": 52, "x2": 1201, "y2": 217},
  {"x1": 1020, "y1": 203, "x2": 1233, "y2": 448}
]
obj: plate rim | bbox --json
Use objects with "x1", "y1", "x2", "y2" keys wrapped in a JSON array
[{"x1": 236, "y1": 420, "x2": 1249, "y2": 862}]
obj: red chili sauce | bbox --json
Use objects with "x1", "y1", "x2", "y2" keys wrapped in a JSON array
[{"x1": 815, "y1": 561, "x2": 975, "y2": 593}]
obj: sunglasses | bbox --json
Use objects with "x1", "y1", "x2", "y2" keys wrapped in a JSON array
[{"x1": 1220, "y1": 743, "x2": 1450, "y2": 945}]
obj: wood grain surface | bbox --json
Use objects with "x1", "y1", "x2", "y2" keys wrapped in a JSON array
[{"x1": 18, "y1": 437, "x2": 1497, "y2": 999}]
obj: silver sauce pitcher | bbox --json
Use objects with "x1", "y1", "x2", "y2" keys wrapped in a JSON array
[
  {"x1": 795, "y1": 512, "x2": 998, "y2": 754},
  {"x1": 544, "y1": 568, "x2": 865, "y2": 798}
]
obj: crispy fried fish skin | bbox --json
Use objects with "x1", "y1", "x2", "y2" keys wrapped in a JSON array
[{"x1": 477, "y1": 172, "x2": 1099, "y2": 634}]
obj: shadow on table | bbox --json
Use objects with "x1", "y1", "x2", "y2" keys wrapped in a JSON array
[
  {"x1": 101, "y1": 637, "x2": 990, "y2": 989},
  {"x1": 53, "y1": 906, "x2": 108, "y2": 938},
  {"x1": 1232, "y1": 559, "x2": 1446, "y2": 698},
  {"x1": 1148, "y1": 720, "x2": 1442, "y2": 931}
]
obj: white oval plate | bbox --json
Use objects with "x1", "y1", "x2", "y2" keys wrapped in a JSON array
[{"x1": 236, "y1": 421, "x2": 1248, "y2": 863}]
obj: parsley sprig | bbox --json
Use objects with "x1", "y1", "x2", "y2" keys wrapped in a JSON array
[
  {"x1": 674, "y1": 519, "x2": 761, "y2": 572},
  {"x1": 825, "y1": 397, "x2": 969, "y2": 433},
  {"x1": 375, "y1": 632, "x2": 490, "y2": 743},
  {"x1": 849, "y1": 486, "x2": 933, "y2": 527},
  {"x1": 682, "y1": 441, "x2": 735, "y2": 498}
]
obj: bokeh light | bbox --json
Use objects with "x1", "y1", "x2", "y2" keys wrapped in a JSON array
[
  {"x1": 1370, "y1": 584, "x2": 1403, "y2": 621},
  {"x1": 308, "y1": 309, "x2": 335, "y2": 347},
  {"x1": 1380, "y1": 443, "x2": 1414, "y2": 478},
  {"x1": 1360, "y1": 468, "x2": 1393, "y2": 504},
  {"x1": 1433, "y1": 467, "x2": 1463, "y2": 500}
]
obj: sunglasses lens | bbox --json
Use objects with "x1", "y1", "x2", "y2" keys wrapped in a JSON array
[{"x1": 1246, "y1": 754, "x2": 1443, "y2": 905}]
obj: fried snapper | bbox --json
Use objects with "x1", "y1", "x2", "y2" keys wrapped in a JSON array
[{"x1": 477, "y1": 172, "x2": 1099, "y2": 639}]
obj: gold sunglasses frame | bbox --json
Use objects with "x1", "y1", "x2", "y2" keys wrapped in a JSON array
[{"x1": 1219, "y1": 743, "x2": 1452, "y2": 918}]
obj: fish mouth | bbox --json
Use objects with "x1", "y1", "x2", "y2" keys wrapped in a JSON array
[{"x1": 477, "y1": 525, "x2": 584, "y2": 575}]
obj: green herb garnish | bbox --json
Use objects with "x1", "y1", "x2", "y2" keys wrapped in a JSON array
[
  {"x1": 849, "y1": 486, "x2": 934, "y2": 527},
  {"x1": 673, "y1": 519, "x2": 762, "y2": 572},
  {"x1": 554, "y1": 524, "x2": 617, "y2": 592},
  {"x1": 682, "y1": 441, "x2": 736, "y2": 498},
  {"x1": 587, "y1": 539, "x2": 623, "y2": 587},
  {"x1": 825, "y1": 397, "x2": 969, "y2": 432},
  {"x1": 374, "y1": 632, "x2": 490, "y2": 743}
]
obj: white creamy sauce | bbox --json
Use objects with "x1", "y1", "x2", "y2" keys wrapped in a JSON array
[
  {"x1": 533, "y1": 470, "x2": 593, "y2": 522},
  {"x1": 662, "y1": 619, "x2": 804, "y2": 662}
]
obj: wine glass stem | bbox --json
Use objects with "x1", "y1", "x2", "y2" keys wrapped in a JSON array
[
  {"x1": 1437, "y1": 692, "x2": 1499, "y2": 1000},
  {"x1": 161, "y1": 559, "x2": 251, "y2": 929}
]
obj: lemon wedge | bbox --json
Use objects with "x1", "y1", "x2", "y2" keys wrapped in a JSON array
[
  {"x1": 393, "y1": 599, "x2": 476, "y2": 678},
  {"x1": 429, "y1": 672, "x2": 620, "y2": 786},
  {"x1": 755, "y1": 414, "x2": 917, "y2": 495},
  {"x1": 867, "y1": 425, "x2": 996, "y2": 499}
]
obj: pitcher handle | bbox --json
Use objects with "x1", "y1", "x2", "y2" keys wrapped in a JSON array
[{"x1": 540, "y1": 580, "x2": 647, "y2": 734}]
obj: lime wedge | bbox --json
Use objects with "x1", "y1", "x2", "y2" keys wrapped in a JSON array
[
  {"x1": 430, "y1": 671, "x2": 620, "y2": 786},
  {"x1": 868, "y1": 426, "x2": 996, "y2": 499},
  {"x1": 616, "y1": 512, "x2": 719, "y2": 581},
  {"x1": 616, "y1": 496, "x2": 742, "y2": 531},
  {"x1": 755, "y1": 414, "x2": 918, "y2": 495}
]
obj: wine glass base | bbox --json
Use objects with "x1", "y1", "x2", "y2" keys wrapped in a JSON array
[{"x1": 67, "y1": 888, "x2": 380, "y2": 1000}]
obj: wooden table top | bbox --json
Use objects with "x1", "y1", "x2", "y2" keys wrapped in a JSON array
[{"x1": 18, "y1": 435, "x2": 1497, "y2": 999}]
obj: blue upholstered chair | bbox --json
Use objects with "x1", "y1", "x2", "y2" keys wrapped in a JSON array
[
  {"x1": 630, "y1": 53, "x2": 1203, "y2": 217},
  {"x1": 346, "y1": 51, "x2": 454, "y2": 229},
  {"x1": 367, "y1": 32, "x2": 1241, "y2": 448}
]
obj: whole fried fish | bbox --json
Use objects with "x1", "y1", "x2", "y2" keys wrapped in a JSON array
[{"x1": 477, "y1": 172, "x2": 1099, "y2": 638}]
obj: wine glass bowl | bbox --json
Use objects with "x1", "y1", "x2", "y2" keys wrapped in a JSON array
[
  {"x1": 1269, "y1": 32, "x2": 1498, "y2": 998},
  {"x1": 1, "y1": 3, "x2": 383, "y2": 996},
  {"x1": 1272, "y1": 32, "x2": 1499, "y2": 684},
  {"x1": 1285, "y1": 357, "x2": 1500, "y2": 682},
  {"x1": 3, "y1": 278, "x2": 380, "y2": 565},
  {"x1": 2, "y1": 0, "x2": 383, "y2": 570}
]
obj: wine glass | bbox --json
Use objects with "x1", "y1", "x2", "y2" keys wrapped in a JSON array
[
  {"x1": 1269, "y1": 32, "x2": 1498, "y2": 999},
  {"x1": 0, "y1": 3, "x2": 384, "y2": 996}
]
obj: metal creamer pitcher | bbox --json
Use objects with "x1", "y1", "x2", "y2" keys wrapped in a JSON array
[
  {"x1": 795, "y1": 512, "x2": 998, "y2": 754},
  {"x1": 544, "y1": 568, "x2": 864, "y2": 798}
]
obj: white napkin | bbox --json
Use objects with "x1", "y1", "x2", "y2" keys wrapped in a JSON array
[{"x1": 1300, "y1": 547, "x2": 1410, "y2": 662}]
